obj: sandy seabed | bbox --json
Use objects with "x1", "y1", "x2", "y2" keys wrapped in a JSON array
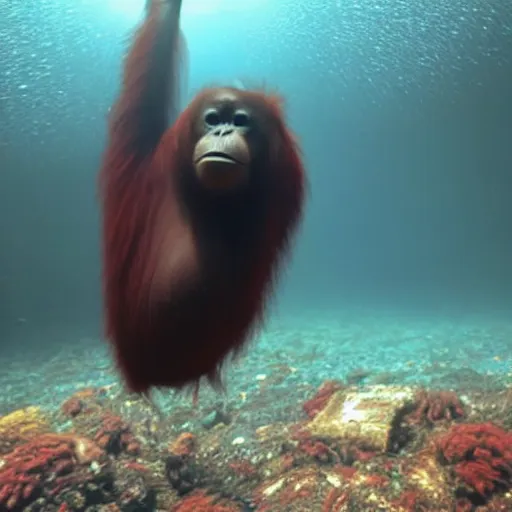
[{"x1": 0, "y1": 309, "x2": 510, "y2": 511}]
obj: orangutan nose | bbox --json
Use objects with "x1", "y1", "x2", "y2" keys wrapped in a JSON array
[{"x1": 211, "y1": 125, "x2": 235, "y2": 137}]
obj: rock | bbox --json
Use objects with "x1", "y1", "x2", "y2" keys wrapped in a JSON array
[
  {"x1": 306, "y1": 385, "x2": 416, "y2": 452},
  {"x1": 0, "y1": 406, "x2": 52, "y2": 454}
]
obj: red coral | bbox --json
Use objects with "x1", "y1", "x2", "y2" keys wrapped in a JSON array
[
  {"x1": 332, "y1": 465, "x2": 357, "y2": 480},
  {"x1": 0, "y1": 433, "x2": 106, "y2": 510},
  {"x1": 303, "y1": 381, "x2": 342, "y2": 419},
  {"x1": 365, "y1": 474, "x2": 390, "y2": 488},
  {"x1": 291, "y1": 428, "x2": 374, "y2": 467},
  {"x1": 408, "y1": 390, "x2": 465, "y2": 425},
  {"x1": 169, "y1": 432, "x2": 198, "y2": 458},
  {"x1": 436, "y1": 423, "x2": 512, "y2": 503},
  {"x1": 170, "y1": 490, "x2": 242, "y2": 511},
  {"x1": 298, "y1": 439, "x2": 339, "y2": 464},
  {"x1": 123, "y1": 461, "x2": 150, "y2": 473},
  {"x1": 94, "y1": 413, "x2": 140, "y2": 456},
  {"x1": 392, "y1": 490, "x2": 420, "y2": 510},
  {"x1": 61, "y1": 397, "x2": 84, "y2": 418},
  {"x1": 228, "y1": 459, "x2": 258, "y2": 479},
  {"x1": 455, "y1": 497, "x2": 474, "y2": 512},
  {"x1": 323, "y1": 488, "x2": 349, "y2": 511}
]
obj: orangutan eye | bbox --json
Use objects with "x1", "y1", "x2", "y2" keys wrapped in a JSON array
[
  {"x1": 233, "y1": 110, "x2": 251, "y2": 127},
  {"x1": 204, "y1": 109, "x2": 221, "y2": 127}
]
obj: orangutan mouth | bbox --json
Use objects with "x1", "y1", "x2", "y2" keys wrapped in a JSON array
[{"x1": 195, "y1": 151, "x2": 245, "y2": 166}]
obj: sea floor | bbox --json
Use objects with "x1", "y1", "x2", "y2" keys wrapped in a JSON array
[
  {"x1": 1, "y1": 308, "x2": 510, "y2": 416},
  {"x1": 0, "y1": 309, "x2": 511, "y2": 511}
]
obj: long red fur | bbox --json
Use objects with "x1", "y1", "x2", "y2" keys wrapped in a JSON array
[{"x1": 98, "y1": 2, "x2": 306, "y2": 395}]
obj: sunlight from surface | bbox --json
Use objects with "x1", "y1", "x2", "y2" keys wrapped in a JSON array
[
  {"x1": 106, "y1": 0, "x2": 144, "y2": 17},
  {"x1": 106, "y1": 0, "x2": 268, "y2": 19}
]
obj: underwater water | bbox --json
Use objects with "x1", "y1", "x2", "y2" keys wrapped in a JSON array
[{"x1": 1, "y1": 0, "x2": 512, "y2": 511}]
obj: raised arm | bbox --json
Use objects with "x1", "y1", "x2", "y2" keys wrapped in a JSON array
[
  {"x1": 98, "y1": 0, "x2": 185, "y2": 352},
  {"x1": 106, "y1": 0, "x2": 183, "y2": 165}
]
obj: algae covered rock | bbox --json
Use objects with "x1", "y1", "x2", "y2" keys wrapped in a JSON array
[
  {"x1": 0, "y1": 406, "x2": 52, "y2": 454},
  {"x1": 306, "y1": 385, "x2": 416, "y2": 452}
]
